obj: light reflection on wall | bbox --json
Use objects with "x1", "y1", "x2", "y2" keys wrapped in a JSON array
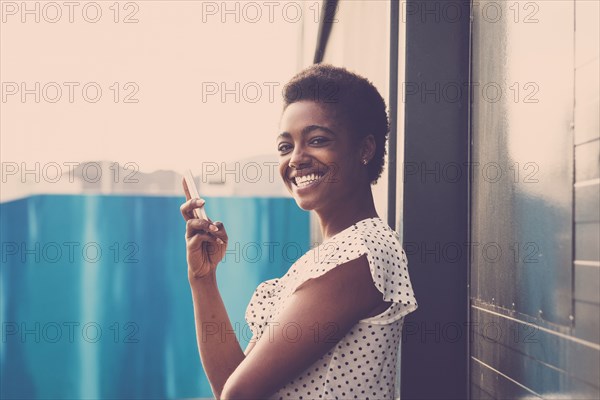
[{"x1": 504, "y1": 1, "x2": 573, "y2": 206}]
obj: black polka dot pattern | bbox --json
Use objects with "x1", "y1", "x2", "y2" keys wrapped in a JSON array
[{"x1": 244, "y1": 217, "x2": 418, "y2": 399}]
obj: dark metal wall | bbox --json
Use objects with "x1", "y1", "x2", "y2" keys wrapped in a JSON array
[
  {"x1": 401, "y1": 1, "x2": 471, "y2": 399},
  {"x1": 470, "y1": 0, "x2": 599, "y2": 399}
]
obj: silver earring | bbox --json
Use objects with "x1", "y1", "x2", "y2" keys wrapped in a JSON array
[{"x1": 362, "y1": 159, "x2": 368, "y2": 165}]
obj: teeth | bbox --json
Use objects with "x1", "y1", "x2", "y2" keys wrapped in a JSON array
[{"x1": 294, "y1": 172, "x2": 325, "y2": 188}]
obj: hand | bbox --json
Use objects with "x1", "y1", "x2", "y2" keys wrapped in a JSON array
[{"x1": 180, "y1": 178, "x2": 228, "y2": 281}]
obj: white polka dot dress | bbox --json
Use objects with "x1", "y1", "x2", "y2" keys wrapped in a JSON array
[{"x1": 245, "y1": 217, "x2": 418, "y2": 400}]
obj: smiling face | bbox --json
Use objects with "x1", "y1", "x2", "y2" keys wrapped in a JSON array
[{"x1": 277, "y1": 101, "x2": 370, "y2": 212}]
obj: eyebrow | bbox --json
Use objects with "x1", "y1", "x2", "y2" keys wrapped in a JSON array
[{"x1": 276, "y1": 125, "x2": 337, "y2": 142}]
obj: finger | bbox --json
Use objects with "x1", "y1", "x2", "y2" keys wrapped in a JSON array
[
  {"x1": 211, "y1": 221, "x2": 229, "y2": 243},
  {"x1": 185, "y1": 230, "x2": 220, "y2": 244},
  {"x1": 180, "y1": 198, "x2": 206, "y2": 221},
  {"x1": 180, "y1": 198, "x2": 196, "y2": 221},
  {"x1": 186, "y1": 218, "x2": 207, "y2": 237},
  {"x1": 180, "y1": 199, "x2": 193, "y2": 221},
  {"x1": 193, "y1": 217, "x2": 219, "y2": 234},
  {"x1": 186, "y1": 220, "x2": 218, "y2": 240},
  {"x1": 188, "y1": 235, "x2": 222, "y2": 256},
  {"x1": 186, "y1": 233, "x2": 218, "y2": 255},
  {"x1": 186, "y1": 218, "x2": 219, "y2": 238}
]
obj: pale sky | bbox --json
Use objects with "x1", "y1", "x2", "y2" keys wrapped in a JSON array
[{"x1": 1, "y1": 1, "x2": 315, "y2": 178}]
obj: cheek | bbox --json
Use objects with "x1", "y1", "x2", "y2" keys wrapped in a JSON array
[
  {"x1": 278, "y1": 161, "x2": 288, "y2": 181},
  {"x1": 336, "y1": 161, "x2": 362, "y2": 186}
]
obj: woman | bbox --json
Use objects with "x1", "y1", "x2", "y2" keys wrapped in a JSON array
[{"x1": 180, "y1": 64, "x2": 418, "y2": 400}]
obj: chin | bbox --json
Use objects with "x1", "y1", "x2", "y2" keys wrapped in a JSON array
[
  {"x1": 294, "y1": 199, "x2": 318, "y2": 211},
  {"x1": 288, "y1": 190, "x2": 314, "y2": 210}
]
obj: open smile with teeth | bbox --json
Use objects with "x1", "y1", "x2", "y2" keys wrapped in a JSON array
[{"x1": 292, "y1": 172, "x2": 327, "y2": 189}]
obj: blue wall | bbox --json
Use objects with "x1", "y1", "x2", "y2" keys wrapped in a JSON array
[{"x1": 0, "y1": 194, "x2": 309, "y2": 399}]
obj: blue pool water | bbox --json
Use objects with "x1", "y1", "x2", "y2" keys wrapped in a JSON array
[{"x1": 0, "y1": 194, "x2": 309, "y2": 399}]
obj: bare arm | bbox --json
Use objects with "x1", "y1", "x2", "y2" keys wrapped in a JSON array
[
  {"x1": 189, "y1": 273, "x2": 245, "y2": 399},
  {"x1": 244, "y1": 337, "x2": 257, "y2": 356},
  {"x1": 180, "y1": 179, "x2": 246, "y2": 399}
]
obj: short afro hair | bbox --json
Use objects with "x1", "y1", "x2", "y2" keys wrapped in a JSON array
[{"x1": 282, "y1": 63, "x2": 389, "y2": 185}]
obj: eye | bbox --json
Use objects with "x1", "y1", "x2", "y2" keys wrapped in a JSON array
[
  {"x1": 309, "y1": 137, "x2": 330, "y2": 145},
  {"x1": 277, "y1": 143, "x2": 292, "y2": 153}
]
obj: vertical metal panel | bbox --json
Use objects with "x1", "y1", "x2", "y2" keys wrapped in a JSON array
[
  {"x1": 575, "y1": 222, "x2": 600, "y2": 261},
  {"x1": 575, "y1": 0, "x2": 600, "y2": 68},
  {"x1": 472, "y1": 304, "x2": 600, "y2": 398},
  {"x1": 388, "y1": 0, "x2": 399, "y2": 230},
  {"x1": 470, "y1": 383, "x2": 496, "y2": 400},
  {"x1": 402, "y1": 1, "x2": 471, "y2": 398},
  {"x1": 471, "y1": 357, "x2": 542, "y2": 399},
  {"x1": 575, "y1": 185, "x2": 600, "y2": 223},
  {"x1": 574, "y1": 58, "x2": 600, "y2": 145},
  {"x1": 389, "y1": 4, "x2": 401, "y2": 398},
  {"x1": 573, "y1": 301, "x2": 600, "y2": 344},
  {"x1": 471, "y1": 0, "x2": 574, "y2": 325},
  {"x1": 575, "y1": 97, "x2": 600, "y2": 145},
  {"x1": 313, "y1": 0, "x2": 339, "y2": 64},
  {"x1": 471, "y1": 0, "x2": 600, "y2": 398},
  {"x1": 574, "y1": 0, "x2": 599, "y2": 150},
  {"x1": 575, "y1": 140, "x2": 600, "y2": 182},
  {"x1": 574, "y1": 263, "x2": 600, "y2": 303}
]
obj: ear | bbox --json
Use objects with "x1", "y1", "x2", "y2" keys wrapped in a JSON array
[{"x1": 360, "y1": 134, "x2": 376, "y2": 163}]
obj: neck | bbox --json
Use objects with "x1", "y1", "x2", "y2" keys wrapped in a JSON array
[{"x1": 315, "y1": 186, "x2": 379, "y2": 240}]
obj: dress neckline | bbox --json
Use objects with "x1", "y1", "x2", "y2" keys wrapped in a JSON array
[{"x1": 321, "y1": 216, "x2": 385, "y2": 243}]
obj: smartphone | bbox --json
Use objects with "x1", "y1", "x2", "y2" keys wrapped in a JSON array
[{"x1": 183, "y1": 169, "x2": 208, "y2": 220}]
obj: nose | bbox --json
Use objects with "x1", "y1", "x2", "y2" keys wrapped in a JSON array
[{"x1": 288, "y1": 144, "x2": 312, "y2": 170}]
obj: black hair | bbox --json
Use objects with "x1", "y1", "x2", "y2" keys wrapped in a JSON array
[{"x1": 282, "y1": 63, "x2": 389, "y2": 185}]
